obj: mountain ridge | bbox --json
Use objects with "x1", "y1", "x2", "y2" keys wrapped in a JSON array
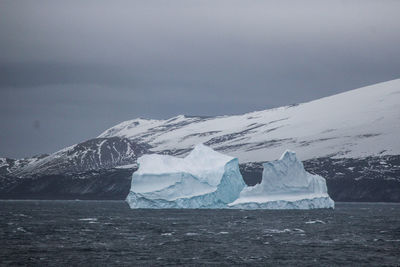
[
  {"x1": 1, "y1": 79, "x2": 399, "y2": 201},
  {"x1": 98, "y1": 79, "x2": 400, "y2": 162}
]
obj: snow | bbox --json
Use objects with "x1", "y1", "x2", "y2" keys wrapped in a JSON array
[
  {"x1": 135, "y1": 144, "x2": 233, "y2": 186},
  {"x1": 229, "y1": 150, "x2": 334, "y2": 209},
  {"x1": 126, "y1": 144, "x2": 246, "y2": 208},
  {"x1": 115, "y1": 163, "x2": 138, "y2": 169},
  {"x1": 99, "y1": 79, "x2": 400, "y2": 162},
  {"x1": 0, "y1": 158, "x2": 8, "y2": 168}
]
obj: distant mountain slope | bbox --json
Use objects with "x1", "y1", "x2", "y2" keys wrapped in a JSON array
[
  {"x1": 12, "y1": 137, "x2": 149, "y2": 177},
  {"x1": 99, "y1": 79, "x2": 400, "y2": 162},
  {"x1": 1, "y1": 79, "x2": 399, "y2": 201}
]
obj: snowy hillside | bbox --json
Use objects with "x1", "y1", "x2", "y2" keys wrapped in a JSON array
[
  {"x1": 13, "y1": 137, "x2": 149, "y2": 177},
  {"x1": 99, "y1": 79, "x2": 400, "y2": 162},
  {"x1": 1, "y1": 79, "x2": 399, "y2": 201}
]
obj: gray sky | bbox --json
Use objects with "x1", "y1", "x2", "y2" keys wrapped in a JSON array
[{"x1": 1, "y1": 0, "x2": 400, "y2": 158}]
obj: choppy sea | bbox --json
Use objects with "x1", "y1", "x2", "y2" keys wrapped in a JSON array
[{"x1": 1, "y1": 200, "x2": 399, "y2": 266}]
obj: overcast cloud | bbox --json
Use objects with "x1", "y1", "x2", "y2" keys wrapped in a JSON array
[{"x1": 1, "y1": 0, "x2": 400, "y2": 158}]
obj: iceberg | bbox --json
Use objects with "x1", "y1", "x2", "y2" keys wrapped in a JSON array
[
  {"x1": 229, "y1": 150, "x2": 334, "y2": 209},
  {"x1": 126, "y1": 144, "x2": 246, "y2": 208}
]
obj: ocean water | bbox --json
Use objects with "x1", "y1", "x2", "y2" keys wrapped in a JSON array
[{"x1": 1, "y1": 201, "x2": 399, "y2": 266}]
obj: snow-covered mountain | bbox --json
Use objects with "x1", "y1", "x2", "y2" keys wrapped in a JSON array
[
  {"x1": 1, "y1": 79, "x2": 399, "y2": 201},
  {"x1": 6, "y1": 137, "x2": 149, "y2": 177},
  {"x1": 99, "y1": 79, "x2": 400, "y2": 162},
  {"x1": 0, "y1": 154, "x2": 48, "y2": 177}
]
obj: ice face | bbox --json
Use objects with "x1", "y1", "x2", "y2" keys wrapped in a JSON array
[
  {"x1": 126, "y1": 144, "x2": 246, "y2": 208},
  {"x1": 229, "y1": 150, "x2": 334, "y2": 209},
  {"x1": 127, "y1": 146, "x2": 334, "y2": 209}
]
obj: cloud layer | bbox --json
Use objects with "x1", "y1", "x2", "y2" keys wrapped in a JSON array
[{"x1": 1, "y1": 0, "x2": 399, "y2": 158}]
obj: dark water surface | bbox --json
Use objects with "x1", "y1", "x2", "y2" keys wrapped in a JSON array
[{"x1": 1, "y1": 201, "x2": 399, "y2": 266}]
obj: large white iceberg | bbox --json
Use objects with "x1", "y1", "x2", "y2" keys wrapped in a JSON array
[
  {"x1": 126, "y1": 144, "x2": 246, "y2": 208},
  {"x1": 229, "y1": 150, "x2": 334, "y2": 209}
]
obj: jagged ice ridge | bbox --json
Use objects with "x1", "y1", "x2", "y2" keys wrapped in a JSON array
[{"x1": 229, "y1": 150, "x2": 334, "y2": 209}]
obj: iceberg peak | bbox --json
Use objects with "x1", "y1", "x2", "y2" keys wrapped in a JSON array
[
  {"x1": 229, "y1": 150, "x2": 334, "y2": 209},
  {"x1": 279, "y1": 149, "x2": 297, "y2": 161},
  {"x1": 192, "y1": 143, "x2": 214, "y2": 154},
  {"x1": 126, "y1": 144, "x2": 245, "y2": 208},
  {"x1": 185, "y1": 143, "x2": 232, "y2": 163}
]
